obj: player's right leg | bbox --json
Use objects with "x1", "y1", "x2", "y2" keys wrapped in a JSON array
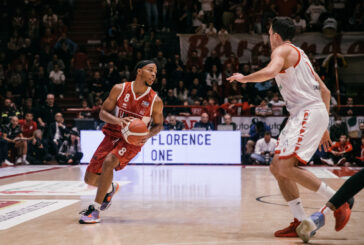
[{"x1": 270, "y1": 156, "x2": 305, "y2": 237}]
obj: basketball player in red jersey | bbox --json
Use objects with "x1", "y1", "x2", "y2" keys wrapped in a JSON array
[
  {"x1": 227, "y1": 17, "x2": 352, "y2": 237},
  {"x1": 79, "y1": 60, "x2": 163, "y2": 224}
]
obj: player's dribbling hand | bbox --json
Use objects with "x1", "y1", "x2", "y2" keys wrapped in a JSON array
[
  {"x1": 119, "y1": 117, "x2": 134, "y2": 127},
  {"x1": 226, "y1": 73, "x2": 246, "y2": 83},
  {"x1": 319, "y1": 129, "x2": 332, "y2": 152}
]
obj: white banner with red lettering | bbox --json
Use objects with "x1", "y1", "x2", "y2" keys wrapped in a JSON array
[{"x1": 178, "y1": 33, "x2": 364, "y2": 64}]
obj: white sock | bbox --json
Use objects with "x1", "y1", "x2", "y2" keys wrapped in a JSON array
[
  {"x1": 316, "y1": 182, "x2": 335, "y2": 199},
  {"x1": 107, "y1": 183, "x2": 113, "y2": 193},
  {"x1": 288, "y1": 198, "x2": 306, "y2": 221},
  {"x1": 22, "y1": 154, "x2": 27, "y2": 160},
  {"x1": 93, "y1": 202, "x2": 101, "y2": 210},
  {"x1": 319, "y1": 205, "x2": 333, "y2": 215}
]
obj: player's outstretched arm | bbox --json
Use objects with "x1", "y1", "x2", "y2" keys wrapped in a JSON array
[
  {"x1": 226, "y1": 46, "x2": 286, "y2": 83},
  {"x1": 148, "y1": 96, "x2": 164, "y2": 138},
  {"x1": 99, "y1": 84, "x2": 133, "y2": 127}
]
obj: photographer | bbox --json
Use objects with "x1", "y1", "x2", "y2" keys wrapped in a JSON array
[
  {"x1": 56, "y1": 128, "x2": 83, "y2": 165},
  {"x1": 27, "y1": 130, "x2": 52, "y2": 164},
  {"x1": 250, "y1": 131, "x2": 277, "y2": 165}
]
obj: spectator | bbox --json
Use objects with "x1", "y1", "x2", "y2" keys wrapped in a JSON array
[
  {"x1": 56, "y1": 128, "x2": 83, "y2": 164},
  {"x1": 186, "y1": 50, "x2": 203, "y2": 72},
  {"x1": 220, "y1": 113, "x2": 237, "y2": 130},
  {"x1": 174, "y1": 80, "x2": 189, "y2": 102},
  {"x1": 329, "y1": 116, "x2": 348, "y2": 142},
  {"x1": 233, "y1": 7, "x2": 249, "y2": 33},
  {"x1": 321, "y1": 134, "x2": 353, "y2": 166},
  {"x1": 205, "y1": 22, "x2": 217, "y2": 35},
  {"x1": 2, "y1": 116, "x2": 29, "y2": 165},
  {"x1": 43, "y1": 8, "x2": 58, "y2": 29},
  {"x1": 269, "y1": 93, "x2": 285, "y2": 116},
  {"x1": 49, "y1": 64, "x2": 66, "y2": 98},
  {"x1": 0, "y1": 134, "x2": 13, "y2": 166},
  {"x1": 192, "y1": 8, "x2": 206, "y2": 33},
  {"x1": 165, "y1": 115, "x2": 185, "y2": 130},
  {"x1": 103, "y1": 61, "x2": 120, "y2": 91},
  {"x1": 1, "y1": 98, "x2": 21, "y2": 126},
  {"x1": 306, "y1": 0, "x2": 326, "y2": 31},
  {"x1": 293, "y1": 15, "x2": 306, "y2": 33},
  {"x1": 164, "y1": 89, "x2": 180, "y2": 115},
  {"x1": 194, "y1": 112, "x2": 214, "y2": 130},
  {"x1": 37, "y1": 94, "x2": 61, "y2": 129},
  {"x1": 206, "y1": 64, "x2": 222, "y2": 87},
  {"x1": 19, "y1": 113, "x2": 37, "y2": 138},
  {"x1": 204, "y1": 50, "x2": 222, "y2": 73},
  {"x1": 47, "y1": 54, "x2": 65, "y2": 74},
  {"x1": 27, "y1": 129, "x2": 51, "y2": 164},
  {"x1": 191, "y1": 99, "x2": 203, "y2": 116},
  {"x1": 48, "y1": 112, "x2": 67, "y2": 156},
  {"x1": 249, "y1": 119, "x2": 271, "y2": 142},
  {"x1": 152, "y1": 51, "x2": 167, "y2": 73},
  {"x1": 78, "y1": 100, "x2": 93, "y2": 119},
  {"x1": 71, "y1": 45, "x2": 90, "y2": 99},
  {"x1": 88, "y1": 71, "x2": 105, "y2": 106},
  {"x1": 250, "y1": 131, "x2": 277, "y2": 165},
  {"x1": 145, "y1": 0, "x2": 159, "y2": 30},
  {"x1": 340, "y1": 97, "x2": 356, "y2": 116},
  {"x1": 255, "y1": 99, "x2": 273, "y2": 116}
]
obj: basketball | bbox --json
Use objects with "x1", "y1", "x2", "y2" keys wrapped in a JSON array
[{"x1": 121, "y1": 118, "x2": 149, "y2": 145}]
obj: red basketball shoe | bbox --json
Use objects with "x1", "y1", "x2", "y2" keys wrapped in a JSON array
[
  {"x1": 274, "y1": 218, "x2": 300, "y2": 237},
  {"x1": 334, "y1": 202, "x2": 351, "y2": 231}
]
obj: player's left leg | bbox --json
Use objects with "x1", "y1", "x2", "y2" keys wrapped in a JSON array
[{"x1": 79, "y1": 153, "x2": 119, "y2": 224}]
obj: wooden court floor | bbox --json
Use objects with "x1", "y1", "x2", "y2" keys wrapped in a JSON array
[{"x1": 0, "y1": 165, "x2": 363, "y2": 245}]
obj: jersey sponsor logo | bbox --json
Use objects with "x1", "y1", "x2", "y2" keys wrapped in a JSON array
[
  {"x1": 141, "y1": 101, "x2": 150, "y2": 107},
  {"x1": 313, "y1": 85, "x2": 320, "y2": 90}
]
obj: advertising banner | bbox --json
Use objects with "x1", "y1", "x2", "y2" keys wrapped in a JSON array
[{"x1": 81, "y1": 131, "x2": 241, "y2": 164}]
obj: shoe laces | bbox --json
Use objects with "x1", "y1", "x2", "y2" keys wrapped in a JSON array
[{"x1": 79, "y1": 205, "x2": 95, "y2": 215}]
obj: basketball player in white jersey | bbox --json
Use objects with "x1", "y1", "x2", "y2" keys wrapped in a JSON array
[{"x1": 227, "y1": 17, "x2": 352, "y2": 237}]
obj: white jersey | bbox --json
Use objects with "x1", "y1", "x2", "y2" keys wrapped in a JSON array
[{"x1": 275, "y1": 44, "x2": 325, "y2": 116}]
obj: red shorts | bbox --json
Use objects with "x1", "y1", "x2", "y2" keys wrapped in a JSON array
[{"x1": 86, "y1": 135, "x2": 141, "y2": 174}]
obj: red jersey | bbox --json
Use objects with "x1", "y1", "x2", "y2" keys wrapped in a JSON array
[
  {"x1": 18, "y1": 119, "x2": 37, "y2": 138},
  {"x1": 329, "y1": 141, "x2": 353, "y2": 153},
  {"x1": 102, "y1": 82, "x2": 158, "y2": 139}
]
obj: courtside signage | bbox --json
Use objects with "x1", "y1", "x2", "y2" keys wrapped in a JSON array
[
  {"x1": 0, "y1": 181, "x2": 130, "y2": 196},
  {"x1": 0, "y1": 199, "x2": 78, "y2": 230},
  {"x1": 80, "y1": 131, "x2": 241, "y2": 164}
]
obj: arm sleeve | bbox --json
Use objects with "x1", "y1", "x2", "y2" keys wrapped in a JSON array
[{"x1": 344, "y1": 143, "x2": 353, "y2": 153}]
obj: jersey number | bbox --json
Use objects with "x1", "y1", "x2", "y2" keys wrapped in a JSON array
[
  {"x1": 124, "y1": 94, "x2": 130, "y2": 102},
  {"x1": 118, "y1": 147, "x2": 127, "y2": 156}
]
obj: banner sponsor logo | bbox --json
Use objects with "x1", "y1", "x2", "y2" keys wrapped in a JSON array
[
  {"x1": 179, "y1": 33, "x2": 364, "y2": 64},
  {"x1": 0, "y1": 199, "x2": 78, "y2": 230},
  {"x1": 0, "y1": 181, "x2": 130, "y2": 196}
]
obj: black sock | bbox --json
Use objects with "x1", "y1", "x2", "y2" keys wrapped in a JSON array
[{"x1": 329, "y1": 168, "x2": 364, "y2": 209}]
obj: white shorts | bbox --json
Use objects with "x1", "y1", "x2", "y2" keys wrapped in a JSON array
[{"x1": 275, "y1": 107, "x2": 329, "y2": 164}]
